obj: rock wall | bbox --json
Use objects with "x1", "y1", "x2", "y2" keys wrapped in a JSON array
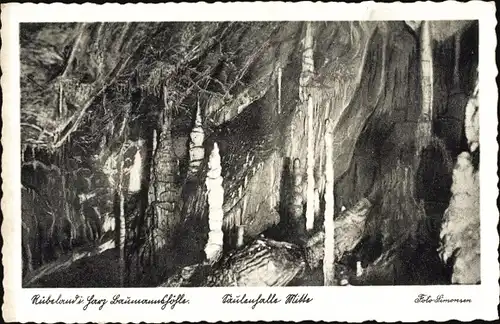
[{"x1": 177, "y1": 22, "x2": 424, "y2": 267}]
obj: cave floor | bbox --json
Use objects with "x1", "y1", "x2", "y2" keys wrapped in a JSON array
[
  {"x1": 27, "y1": 202, "x2": 450, "y2": 287},
  {"x1": 29, "y1": 249, "x2": 122, "y2": 288}
]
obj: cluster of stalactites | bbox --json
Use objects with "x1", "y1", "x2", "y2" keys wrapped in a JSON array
[{"x1": 188, "y1": 102, "x2": 205, "y2": 179}]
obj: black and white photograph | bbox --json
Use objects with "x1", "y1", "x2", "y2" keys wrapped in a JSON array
[
  {"x1": 17, "y1": 19, "x2": 482, "y2": 288},
  {"x1": 2, "y1": 2, "x2": 499, "y2": 323}
]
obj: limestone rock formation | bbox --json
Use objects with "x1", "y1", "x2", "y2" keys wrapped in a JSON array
[
  {"x1": 18, "y1": 21, "x2": 480, "y2": 287},
  {"x1": 187, "y1": 102, "x2": 205, "y2": 179},
  {"x1": 439, "y1": 71, "x2": 480, "y2": 284},
  {"x1": 205, "y1": 142, "x2": 224, "y2": 264},
  {"x1": 439, "y1": 152, "x2": 480, "y2": 284}
]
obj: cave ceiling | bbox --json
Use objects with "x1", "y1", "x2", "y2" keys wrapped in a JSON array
[
  {"x1": 21, "y1": 21, "x2": 472, "y2": 147},
  {"x1": 20, "y1": 20, "x2": 477, "y2": 208}
]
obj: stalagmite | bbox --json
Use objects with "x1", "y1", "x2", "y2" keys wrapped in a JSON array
[
  {"x1": 417, "y1": 21, "x2": 434, "y2": 151},
  {"x1": 313, "y1": 188, "x2": 320, "y2": 216},
  {"x1": 356, "y1": 261, "x2": 363, "y2": 277},
  {"x1": 236, "y1": 226, "x2": 245, "y2": 248},
  {"x1": 305, "y1": 95, "x2": 315, "y2": 231},
  {"x1": 128, "y1": 141, "x2": 144, "y2": 193},
  {"x1": 150, "y1": 86, "x2": 179, "y2": 251},
  {"x1": 323, "y1": 119, "x2": 335, "y2": 285},
  {"x1": 439, "y1": 152, "x2": 480, "y2": 284},
  {"x1": 187, "y1": 100, "x2": 205, "y2": 179},
  {"x1": 439, "y1": 73, "x2": 480, "y2": 284},
  {"x1": 204, "y1": 142, "x2": 224, "y2": 264}
]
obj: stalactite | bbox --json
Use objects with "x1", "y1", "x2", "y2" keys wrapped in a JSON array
[
  {"x1": 317, "y1": 99, "x2": 331, "y2": 196},
  {"x1": 269, "y1": 158, "x2": 275, "y2": 209},
  {"x1": 417, "y1": 21, "x2": 434, "y2": 152},
  {"x1": 277, "y1": 66, "x2": 282, "y2": 114},
  {"x1": 117, "y1": 153, "x2": 127, "y2": 286},
  {"x1": 58, "y1": 82, "x2": 64, "y2": 118},
  {"x1": 454, "y1": 34, "x2": 461, "y2": 89},
  {"x1": 323, "y1": 119, "x2": 335, "y2": 285},
  {"x1": 241, "y1": 196, "x2": 248, "y2": 229},
  {"x1": 204, "y1": 142, "x2": 224, "y2": 264},
  {"x1": 187, "y1": 100, "x2": 205, "y2": 179},
  {"x1": 305, "y1": 95, "x2": 315, "y2": 231}
]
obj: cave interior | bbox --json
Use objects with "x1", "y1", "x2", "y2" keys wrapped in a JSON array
[{"x1": 20, "y1": 20, "x2": 479, "y2": 287}]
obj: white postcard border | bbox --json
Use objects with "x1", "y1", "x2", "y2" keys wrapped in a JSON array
[{"x1": 1, "y1": 2, "x2": 498, "y2": 322}]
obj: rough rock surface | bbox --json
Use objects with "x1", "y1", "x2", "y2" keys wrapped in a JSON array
[{"x1": 439, "y1": 152, "x2": 480, "y2": 284}]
